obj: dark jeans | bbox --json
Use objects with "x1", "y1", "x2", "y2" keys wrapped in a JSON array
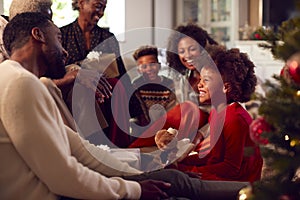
[
  {"x1": 124, "y1": 169, "x2": 250, "y2": 200},
  {"x1": 60, "y1": 169, "x2": 249, "y2": 200}
]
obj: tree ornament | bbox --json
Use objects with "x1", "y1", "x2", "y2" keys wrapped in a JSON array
[
  {"x1": 285, "y1": 52, "x2": 300, "y2": 85},
  {"x1": 254, "y1": 33, "x2": 262, "y2": 40},
  {"x1": 249, "y1": 117, "x2": 271, "y2": 145},
  {"x1": 290, "y1": 139, "x2": 300, "y2": 147},
  {"x1": 281, "y1": 64, "x2": 288, "y2": 77}
]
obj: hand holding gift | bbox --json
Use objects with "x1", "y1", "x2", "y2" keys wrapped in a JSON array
[{"x1": 155, "y1": 128, "x2": 195, "y2": 165}]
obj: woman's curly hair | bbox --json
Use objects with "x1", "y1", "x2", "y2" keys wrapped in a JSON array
[
  {"x1": 207, "y1": 45, "x2": 257, "y2": 103},
  {"x1": 166, "y1": 23, "x2": 218, "y2": 74}
]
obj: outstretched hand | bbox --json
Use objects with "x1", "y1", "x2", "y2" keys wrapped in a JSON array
[
  {"x1": 54, "y1": 66, "x2": 112, "y2": 104},
  {"x1": 139, "y1": 179, "x2": 171, "y2": 200},
  {"x1": 95, "y1": 75, "x2": 112, "y2": 103},
  {"x1": 53, "y1": 69, "x2": 79, "y2": 89}
]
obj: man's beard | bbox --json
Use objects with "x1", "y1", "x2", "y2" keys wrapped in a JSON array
[
  {"x1": 45, "y1": 51, "x2": 66, "y2": 79},
  {"x1": 44, "y1": 61, "x2": 66, "y2": 79}
]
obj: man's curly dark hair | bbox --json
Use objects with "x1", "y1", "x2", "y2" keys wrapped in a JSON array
[
  {"x1": 166, "y1": 23, "x2": 218, "y2": 75},
  {"x1": 207, "y1": 45, "x2": 257, "y2": 103},
  {"x1": 132, "y1": 45, "x2": 158, "y2": 61}
]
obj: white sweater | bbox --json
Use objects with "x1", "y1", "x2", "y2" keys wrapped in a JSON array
[{"x1": 0, "y1": 60, "x2": 142, "y2": 200}]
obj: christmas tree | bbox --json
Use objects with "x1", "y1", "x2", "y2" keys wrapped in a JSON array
[{"x1": 243, "y1": 2, "x2": 300, "y2": 199}]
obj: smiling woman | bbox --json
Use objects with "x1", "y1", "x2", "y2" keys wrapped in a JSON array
[{"x1": 166, "y1": 23, "x2": 218, "y2": 104}]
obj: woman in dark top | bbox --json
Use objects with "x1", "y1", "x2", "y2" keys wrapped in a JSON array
[
  {"x1": 60, "y1": 0, "x2": 138, "y2": 147},
  {"x1": 60, "y1": 0, "x2": 127, "y2": 79}
]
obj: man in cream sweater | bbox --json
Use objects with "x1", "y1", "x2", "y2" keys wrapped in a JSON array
[{"x1": 0, "y1": 12, "x2": 172, "y2": 200}]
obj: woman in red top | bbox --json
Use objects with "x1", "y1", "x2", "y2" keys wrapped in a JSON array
[{"x1": 175, "y1": 45, "x2": 263, "y2": 183}]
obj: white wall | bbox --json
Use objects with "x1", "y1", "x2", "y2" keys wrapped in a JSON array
[
  {"x1": 119, "y1": 0, "x2": 174, "y2": 77},
  {"x1": 120, "y1": 0, "x2": 174, "y2": 58},
  {"x1": 120, "y1": 0, "x2": 152, "y2": 57}
]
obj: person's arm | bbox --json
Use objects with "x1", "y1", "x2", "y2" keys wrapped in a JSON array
[
  {"x1": 2, "y1": 75, "x2": 141, "y2": 199},
  {"x1": 65, "y1": 125, "x2": 143, "y2": 176},
  {"x1": 54, "y1": 67, "x2": 112, "y2": 103},
  {"x1": 52, "y1": 69, "x2": 78, "y2": 89}
]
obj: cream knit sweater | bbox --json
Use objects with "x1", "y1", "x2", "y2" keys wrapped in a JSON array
[{"x1": 0, "y1": 60, "x2": 142, "y2": 200}]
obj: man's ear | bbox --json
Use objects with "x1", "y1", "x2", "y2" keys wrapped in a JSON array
[
  {"x1": 223, "y1": 82, "x2": 231, "y2": 94},
  {"x1": 31, "y1": 27, "x2": 46, "y2": 43}
]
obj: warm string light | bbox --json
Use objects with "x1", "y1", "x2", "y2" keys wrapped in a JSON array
[
  {"x1": 297, "y1": 90, "x2": 300, "y2": 96},
  {"x1": 238, "y1": 185, "x2": 252, "y2": 200},
  {"x1": 285, "y1": 135, "x2": 290, "y2": 141},
  {"x1": 239, "y1": 193, "x2": 247, "y2": 200},
  {"x1": 283, "y1": 133, "x2": 300, "y2": 148}
]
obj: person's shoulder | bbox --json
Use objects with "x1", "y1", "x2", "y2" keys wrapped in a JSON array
[
  {"x1": 60, "y1": 20, "x2": 77, "y2": 32},
  {"x1": 0, "y1": 60, "x2": 43, "y2": 90},
  {"x1": 161, "y1": 75, "x2": 173, "y2": 83},
  {"x1": 0, "y1": 60, "x2": 28, "y2": 74},
  {"x1": 6, "y1": 61, "x2": 38, "y2": 79},
  {"x1": 96, "y1": 26, "x2": 113, "y2": 34},
  {"x1": 94, "y1": 26, "x2": 115, "y2": 38},
  {"x1": 161, "y1": 75, "x2": 175, "y2": 88},
  {"x1": 226, "y1": 102, "x2": 252, "y2": 125}
]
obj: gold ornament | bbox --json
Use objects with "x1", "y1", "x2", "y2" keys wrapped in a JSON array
[
  {"x1": 290, "y1": 139, "x2": 300, "y2": 147},
  {"x1": 238, "y1": 185, "x2": 253, "y2": 200}
]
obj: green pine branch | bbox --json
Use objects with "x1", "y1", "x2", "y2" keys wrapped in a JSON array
[
  {"x1": 251, "y1": 75, "x2": 300, "y2": 199},
  {"x1": 255, "y1": 11, "x2": 300, "y2": 61}
]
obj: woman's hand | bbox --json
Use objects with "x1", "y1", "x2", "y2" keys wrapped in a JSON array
[
  {"x1": 54, "y1": 67, "x2": 112, "y2": 104},
  {"x1": 95, "y1": 75, "x2": 112, "y2": 103},
  {"x1": 76, "y1": 69, "x2": 112, "y2": 103},
  {"x1": 53, "y1": 69, "x2": 78, "y2": 89}
]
